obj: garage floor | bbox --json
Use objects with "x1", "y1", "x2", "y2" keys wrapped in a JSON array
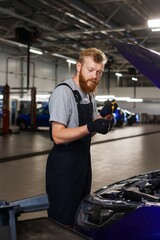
[{"x1": 0, "y1": 123, "x2": 160, "y2": 219}]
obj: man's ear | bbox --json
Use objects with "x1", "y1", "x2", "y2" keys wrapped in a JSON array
[{"x1": 76, "y1": 61, "x2": 81, "y2": 72}]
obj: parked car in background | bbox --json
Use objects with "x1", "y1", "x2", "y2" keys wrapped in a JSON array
[
  {"x1": 16, "y1": 105, "x2": 49, "y2": 129},
  {"x1": 98, "y1": 105, "x2": 138, "y2": 128},
  {"x1": 113, "y1": 108, "x2": 124, "y2": 127},
  {"x1": 123, "y1": 109, "x2": 139, "y2": 126},
  {"x1": 75, "y1": 170, "x2": 160, "y2": 240}
]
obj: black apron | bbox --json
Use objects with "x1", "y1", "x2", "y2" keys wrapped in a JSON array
[{"x1": 46, "y1": 83, "x2": 93, "y2": 226}]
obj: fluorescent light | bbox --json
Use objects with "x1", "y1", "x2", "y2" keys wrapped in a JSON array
[
  {"x1": 36, "y1": 94, "x2": 50, "y2": 99},
  {"x1": 95, "y1": 95, "x2": 115, "y2": 99},
  {"x1": 30, "y1": 48, "x2": 43, "y2": 55},
  {"x1": 19, "y1": 94, "x2": 50, "y2": 101},
  {"x1": 0, "y1": 95, "x2": 3, "y2": 99},
  {"x1": 95, "y1": 95, "x2": 115, "y2": 102},
  {"x1": 132, "y1": 77, "x2": 138, "y2": 81},
  {"x1": 66, "y1": 59, "x2": 77, "y2": 64},
  {"x1": 151, "y1": 28, "x2": 160, "y2": 32},
  {"x1": 148, "y1": 19, "x2": 160, "y2": 31},
  {"x1": 115, "y1": 73, "x2": 122, "y2": 77},
  {"x1": 127, "y1": 98, "x2": 143, "y2": 102},
  {"x1": 115, "y1": 97, "x2": 130, "y2": 101},
  {"x1": 95, "y1": 95, "x2": 143, "y2": 103},
  {"x1": 52, "y1": 53, "x2": 68, "y2": 59},
  {"x1": 148, "y1": 19, "x2": 160, "y2": 28}
]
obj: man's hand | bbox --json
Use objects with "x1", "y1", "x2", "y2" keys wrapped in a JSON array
[
  {"x1": 100, "y1": 99, "x2": 118, "y2": 117},
  {"x1": 87, "y1": 119, "x2": 111, "y2": 134}
]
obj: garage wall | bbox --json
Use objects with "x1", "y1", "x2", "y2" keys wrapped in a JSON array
[
  {"x1": 116, "y1": 102, "x2": 160, "y2": 115},
  {"x1": 0, "y1": 51, "x2": 160, "y2": 115},
  {"x1": 111, "y1": 87, "x2": 160, "y2": 99},
  {"x1": 97, "y1": 87, "x2": 160, "y2": 115},
  {"x1": 0, "y1": 54, "x2": 56, "y2": 91}
]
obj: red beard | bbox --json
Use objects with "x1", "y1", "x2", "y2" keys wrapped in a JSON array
[{"x1": 79, "y1": 71, "x2": 99, "y2": 93}]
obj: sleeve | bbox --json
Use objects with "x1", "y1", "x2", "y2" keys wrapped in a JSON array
[{"x1": 49, "y1": 86, "x2": 72, "y2": 126}]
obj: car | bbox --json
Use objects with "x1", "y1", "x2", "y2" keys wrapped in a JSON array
[
  {"x1": 97, "y1": 106, "x2": 125, "y2": 128},
  {"x1": 16, "y1": 105, "x2": 50, "y2": 129},
  {"x1": 75, "y1": 170, "x2": 160, "y2": 240},
  {"x1": 123, "y1": 109, "x2": 139, "y2": 126},
  {"x1": 113, "y1": 108, "x2": 124, "y2": 127}
]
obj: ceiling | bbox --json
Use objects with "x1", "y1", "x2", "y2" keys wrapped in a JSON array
[{"x1": 0, "y1": 0, "x2": 160, "y2": 74}]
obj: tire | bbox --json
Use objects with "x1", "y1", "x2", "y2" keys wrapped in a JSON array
[
  {"x1": 19, "y1": 120, "x2": 27, "y2": 130},
  {"x1": 116, "y1": 120, "x2": 123, "y2": 127}
]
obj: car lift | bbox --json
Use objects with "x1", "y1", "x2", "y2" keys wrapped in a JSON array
[
  {"x1": 0, "y1": 194, "x2": 90, "y2": 240},
  {"x1": 1, "y1": 85, "x2": 37, "y2": 134}
]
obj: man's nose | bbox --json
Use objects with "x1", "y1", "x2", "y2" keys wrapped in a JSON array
[{"x1": 91, "y1": 71, "x2": 97, "y2": 79}]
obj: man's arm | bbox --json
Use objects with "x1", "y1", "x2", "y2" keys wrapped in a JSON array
[
  {"x1": 51, "y1": 118, "x2": 111, "y2": 144},
  {"x1": 51, "y1": 121, "x2": 89, "y2": 144}
]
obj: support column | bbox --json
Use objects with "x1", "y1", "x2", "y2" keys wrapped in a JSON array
[
  {"x1": 31, "y1": 87, "x2": 36, "y2": 130},
  {"x1": 2, "y1": 84, "x2": 10, "y2": 134}
]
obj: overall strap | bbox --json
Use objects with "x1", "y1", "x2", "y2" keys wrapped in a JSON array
[{"x1": 56, "y1": 83, "x2": 82, "y2": 104}]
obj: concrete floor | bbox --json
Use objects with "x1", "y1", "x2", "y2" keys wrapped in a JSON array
[{"x1": 0, "y1": 123, "x2": 160, "y2": 219}]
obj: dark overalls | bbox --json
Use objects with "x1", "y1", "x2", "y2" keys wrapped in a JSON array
[{"x1": 46, "y1": 84, "x2": 93, "y2": 226}]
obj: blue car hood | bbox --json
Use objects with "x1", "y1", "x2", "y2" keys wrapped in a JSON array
[{"x1": 116, "y1": 43, "x2": 160, "y2": 89}]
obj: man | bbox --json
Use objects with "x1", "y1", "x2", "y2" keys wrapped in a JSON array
[{"x1": 46, "y1": 48, "x2": 115, "y2": 226}]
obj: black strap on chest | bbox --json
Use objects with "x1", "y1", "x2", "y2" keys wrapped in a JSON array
[
  {"x1": 50, "y1": 83, "x2": 83, "y2": 141},
  {"x1": 56, "y1": 83, "x2": 92, "y2": 103},
  {"x1": 50, "y1": 83, "x2": 92, "y2": 141},
  {"x1": 56, "y1": 83, "x2": 82, "y2": 103}
]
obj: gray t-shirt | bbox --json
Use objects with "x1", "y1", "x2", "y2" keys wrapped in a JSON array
[{"x1": 49, "y1": 78, "x2": 98, "y2": 128}]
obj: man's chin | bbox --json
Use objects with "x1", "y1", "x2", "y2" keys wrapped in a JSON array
[
  {"x1": 87, "y1": 83, "x2": 97, "y2": 92},
  {"x1": 85, "y1": 85, "x2": 97, "y2": 93},
  {"x1": 79, "y1": 78, "x2": 98, "y2": 93}
]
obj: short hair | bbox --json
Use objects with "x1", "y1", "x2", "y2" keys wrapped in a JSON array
[{"x1": 78, "y1": 48, "x2": 107, "y2": 64}]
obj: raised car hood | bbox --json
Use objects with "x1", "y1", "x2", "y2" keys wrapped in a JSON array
[
  {"x1": 96, "y1": 170, "x2": 160, "y2": 203},
  {"x1": 116, "y1": 43, "x2": 160, "y2": 89}
]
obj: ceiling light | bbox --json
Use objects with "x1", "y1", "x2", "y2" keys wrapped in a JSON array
[
  {"x1": 115, "y1": 97, "x2": 130, "y2": 101},
  {"x1": 148, "y1": 19, "x2": 160, "y2": 31},
  {"x1": 95, "y1": 95, "x2": 115, "y2": 102},
  {"x1": 52, "y1": 53, "x2": 68, "y2": 59},
  {"x1": 36, "y1": 94, "x2": 50, "y2": 99},
  {"x1": 148, "y1": 19, "x2": 160, "y2": 28},
  {"x1": 30, "y1": 48, "x2": 43, "y2": 55},
  {"x1": 127, "y1": 98, "x2": 143, "y2": 102},
  {"x1": 132, "y1": 77, "x2": 138, "y2": 81},
  {"x1": 66, "y1": 59, "x2": 76, "y2": 64},
  {"x1": 115, "y1": 73, "x2": 122, "y2": 77},
  {"x1": 151, "y1": 28, "x2": 160, "y2": 32},
  {"x1": 95, "y1": 95, "x2": 143, "y2": 103}
]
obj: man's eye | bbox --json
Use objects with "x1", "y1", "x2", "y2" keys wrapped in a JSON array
[{"x1": 97, "y1": 71, "x2": 103, "y2": 75}]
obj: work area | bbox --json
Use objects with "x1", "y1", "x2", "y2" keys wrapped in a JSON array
[
  {"x1": 1, "y1": 123, "x2": 160, "y2": 240},
  {"x1": 1, "y1": 1, "x2": 160, "y2": 240},
  {"x1": 1, "y1": 124, "x2": 160, "y2": 201}
]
